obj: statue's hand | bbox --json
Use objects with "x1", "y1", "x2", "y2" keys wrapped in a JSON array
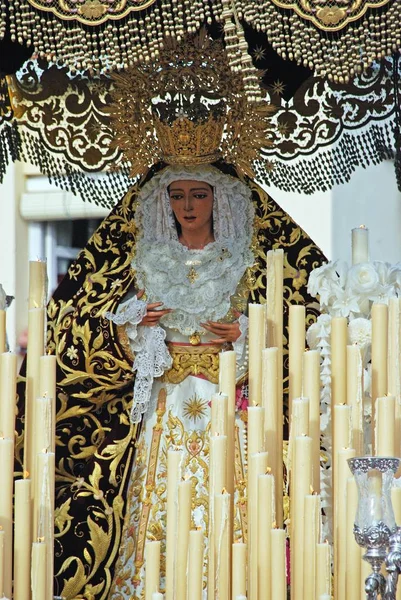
[
  {"x1": 200, "y1": 317, "x2": 241, "y2": 344},
  {"x1": 137, "y1": 289, "x2": 172, "y2": 326}
]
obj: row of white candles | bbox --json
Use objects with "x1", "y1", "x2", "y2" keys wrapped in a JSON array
[
  {"x1": 0, "y1": 260, "x2": 56, "y2": 600},
  {"x1": 0, "y1": 226, "x2": 399, "y2": 600}
]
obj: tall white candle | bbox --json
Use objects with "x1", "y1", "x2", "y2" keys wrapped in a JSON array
[
  {"x1": 0, "y1": 311, "x2": 6, "y2": 354},
  {"x1": 34, "y1": 451, "x2": 55, "y2": 600},
  {"x1": 24, "y1": 307, "x2": 45, "y2": 482},
  {"x1": 248, "y1": 452, "x2": 269, "y2": 600},
  {"x1": 248, "y1": 304, "x2": 266, "y2": 406},
  {"x1": 388, "y1": 298, "x2": 401, "y2": 458},
  {"x1": 14, "y1": 478, "x2": 32, "y2": 600},
  {"x1": 214, "y1": 492, "x2": 230, "y2": 600},
  {"x1": 289, "y1": 305, "x2": 305, "y2": 409},
  {"x1": 265, "y1": 248, "x2": 284, "y2": 528},
  {"x1": 346, "y1": 477, "x2": 361, "y2": 600},
  {"x1": 351, "y1": 226, "x2": 369, "y2": 265},
  {"x1": 0, "y1": 529, "x2": 4, "y2": 598},
  {"x1": 262, "y1": 347, "x2": 282, "y2": 522},
  {"x1": 258, "y1": 473, "x2": 274, "y2": 600},
  {"x1": 39, "y1": 355, "x2": 57, "y2": 454},
  {"x1": 247, "y1": 406, "x2": 265, "y2": 456},
  {"x1": 211, "y1": 392, "x2": 228, "y2": 436},
  {"x1": 165, "y1": 450, "x2": 183, "y2": 600},
  {"x1": 145, "y1": 541, "x2": 161, "y2": 600},
  {"x1": 219, "y1": 350, "x2": 236, "y2": 502},
  {"x1": 188, "y1": 529, "x2": 203, "y2": 600},
  {"x1": 0, "y1": 437, "x2": 13, "y2": 599},
  {"x1": 232, "y1": 542, "x2": 247, "y2": 599},
  {"x1": 291, "y1": 436, "x2": 312, "y2": 600},
  {"x1": 270, "y1": 529, "x2": 287, "y2": 600},
  {"x1": 303, "y1": 350, "x2": 321, "y2": 493},
  {"x1": 0, "y1": 352, "x2": 17, "y2": 439},
  {"x1": 31, "y1": 541, "x2": 46, "y2": 600},
  {"x1": 346, "y1": 345, "x2": 364, "y2": 456},
  {"x1": 371, "y1": 303, "x2": 388, "y2": 451},
  {"x1": 175, "y1": 479, "x2": 192, "y2": 600}
]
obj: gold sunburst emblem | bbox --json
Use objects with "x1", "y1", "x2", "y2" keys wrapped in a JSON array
[{"x1": 183, "y1": 394, "x2": 209, "y2": 422}]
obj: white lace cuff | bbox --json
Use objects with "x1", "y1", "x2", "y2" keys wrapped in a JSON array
[{"x1": 104, "y1": 296, "x2": 172, "y2": 423}]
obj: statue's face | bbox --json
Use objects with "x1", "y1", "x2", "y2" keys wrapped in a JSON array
[{"x1": 168, "y1": 180, "x2": 214, "y2": 236}]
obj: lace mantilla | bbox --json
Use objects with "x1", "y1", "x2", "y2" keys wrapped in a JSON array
[
  {"x1": 132, "y1": 165, "x2": 255, "y2": 335},
  {"x1": 105, "y1": 296, "x2": 172, "y2": 423}
]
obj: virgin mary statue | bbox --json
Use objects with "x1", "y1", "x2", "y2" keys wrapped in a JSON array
[{"x1": 15, "y1": 33, "x2": 325, "y2": 600}]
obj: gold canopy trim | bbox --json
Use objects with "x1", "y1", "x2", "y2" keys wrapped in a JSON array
[
  {"x1": 270, "y1": 0, "x2": 393, "y2": 32},
  {"x1": 26, "y1": 0, "x2": 157, "y2": 25}
]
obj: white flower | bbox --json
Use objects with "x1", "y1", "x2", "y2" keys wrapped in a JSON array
[
  {"x1": 307, "y1": 260, "x2": 348, "y2": 308},
  {"x1": 66, "y1": 346, "x2": 78, "y2": 360},
  {"x1": 331, "y1": 289, "x2": 361, "y2": 318},
  {"x1": 348, "y1": 318, "x2": 372, "y2": 347},
  {"x1": 0, "y1": 285, "x2": 6, "y2": 311},
  {"x1": 389, "y1": 263, "x2": 401, "y2": 290},
  {"x1": 348, "y1": 318, "x2": 372, "y2": 364},
  {"x1": 346, "y1": 263, "x2": 380, "y2": 297},
  {"x1": 306, "y1": 322, "x2": 320, "y2": 349}
]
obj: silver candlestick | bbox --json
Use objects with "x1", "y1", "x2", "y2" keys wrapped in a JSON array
[{"x1": 348, "y1": 456, "x2": 400, "y2": 600}]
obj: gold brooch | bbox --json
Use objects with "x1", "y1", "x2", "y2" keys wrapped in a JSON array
[
  {"x1": 187, "y1": 267, "x2": 199, "y2": 284},
  {"x1": 189, "y1": 332, "x2": 201, "y2": 346}
]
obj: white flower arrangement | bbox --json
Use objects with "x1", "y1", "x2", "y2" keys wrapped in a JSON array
[
  {"x1": 307, "y1": 260, "x2": 401, "y2": 319},
  {"x1": 306, "y1": 259, "x2": 401, "y2": 542}
]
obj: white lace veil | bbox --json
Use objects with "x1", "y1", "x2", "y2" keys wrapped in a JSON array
[{"x1": 135, "y1": 164, "x2": 255, "y2": 246}]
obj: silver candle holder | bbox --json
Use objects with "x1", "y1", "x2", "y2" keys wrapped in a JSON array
[{"x1": 348, "y1": 456, "x2": 400, "y2": 600}]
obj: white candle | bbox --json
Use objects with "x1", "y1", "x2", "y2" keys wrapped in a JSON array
[
  {"x1": 0, "y1": 437, "x2": 13, "y2": 599},
  {"x1": 208, "y1": 434, "x2": 227, "y2": 600},
  {"x1": 214, "y1": 492, "x2": 230, "y2": 600},
  {"x1": 331, "y1": 317, "x2": 347, "y2": 408},
  {"x1": 219, "y1": 350, "x2": 236, "y2": 501},
  {"x1": 346, "y1": 345, "x2": 364, "y2": 456},
  {"x1": 346, "y1": 477, "x2": 361, "y2": 600},
  {"x1": 335, "y1": 449, "x2": 356, "y2": 600},
  {"x1": 188, "y1": 529, "x2": 203, "y2": 600},
  {"x1": 0, "y1": 311, "x2": 6, "y2": 353},
  {"x1": 316, "y1": 543, "x2": 331, "y2": 597},
  {"x1": 303, "y1": 350, "x2": 321, "y2": 493},
  {"x1": 211, "y1": 392, "x2": 228, "y2": 436},
  {"x1": 289, "y1": 305, "x2": 305, "y2": 408},
  {"x1": 303, "y1": 494, "x2": 320, "y2": 600},
  {"x1": 270, "y1": 529, "x2": 287, "y2": 600},
  {"x1": 262, "y1": 347, "x2": 282, "y2": 522},
  {"x1": 247, "y1": 406, "x2": 265, "y2": 456},
  {"x1": 258, "y1": 473, "x2": 274, "y2": 600},
  {"x1": 0, "y1": 529, "x2": 4, "y2": 598},
  {"x1": 24, "y1": 307, "x2": 45, "y2": 481},
  {"x1": 388, "y1": 298, "x2": 401, "y2": 458},
  {"x1": 248, "y1": 304, "x2": 266, "y2": 406},
  {"x1": 371, "y1": 303, "x2": 388, "y2": 451},
  {"x1": 175, "y1": 479, "x2": 192, "y2": 600},
  {"x1": 248, "y1": 452, "x2": 269, "y2": 600},
  {"x1": 165, "y1": 450, "x2": 182, "y2": 600},
  {"x1": 34, "y1": 451, "x2": 55, "y2": 600},
  {"x1": 145, "y1": 541, "x2": 160, "y2": 600},
  {"x1": 0, "y1": 352, "x2": 17, "y2": 439},
  {"x1": 351, "y1": 226, "x2": 369, "y2": 265},
  {"x1": 39, "y1": 355, "x2": 57, "y2": 454},
  {"x1": 375, "y1": 395, "x2": 395, "y2": 456},
  {"x1": 291, "y1": 436, "x2": 312, "y2": 600},
  {"x1": 232, "y1": 542, "x2": 247, "y2": 599},
  {"x1": 29, "y1": 260, "x2": 48, "y2": 309},
  {"x1": 14, "y1": 478, "x2": 32, "y2": 600},
  {"x1": 31, "y1": 541, "x2": 46, "y2": 600}
]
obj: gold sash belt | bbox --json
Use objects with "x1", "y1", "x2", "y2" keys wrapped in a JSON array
[{"x1": 163, "y1": 342, "x2": 223, "y2": 384}]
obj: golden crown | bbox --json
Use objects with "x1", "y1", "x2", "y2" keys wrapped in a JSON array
[{"x1": 106, "y1": 30, "x2": 275, "y2": 178}]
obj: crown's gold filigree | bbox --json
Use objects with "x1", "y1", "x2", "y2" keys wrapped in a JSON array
[{"x1": 106, "y1": 30, "x2": 276, "y2": 178}]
